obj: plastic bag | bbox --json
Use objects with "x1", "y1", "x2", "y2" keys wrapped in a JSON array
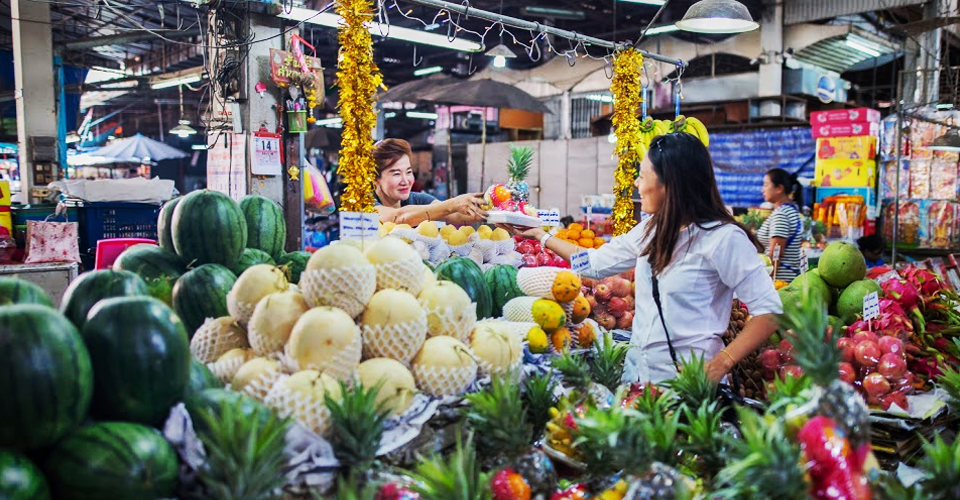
[{"x1": 303, "y1": 162, "x2": 335, "y2": 214}]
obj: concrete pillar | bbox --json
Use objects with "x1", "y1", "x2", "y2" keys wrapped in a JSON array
[
  {"x1": 758, "y1": 0, "x2": 784, "y2": 103},
  {"x1": 11, "y1": 0, "x2": 58, "y2": 203},
  {"x1": 243, "y1": 13, "x2": 284, "y2": 203},
  {"x1": 904, "y1": 0, "x2": 945, "y2": 105},
  {"x1": 560, "y1": 91, "x2": 572, "y2": 140}
]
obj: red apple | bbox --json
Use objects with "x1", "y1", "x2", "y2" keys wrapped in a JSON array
[
  {"x1": 877, "y1": 353, "x2": 907, "y2": 381},
  {"x1": 585, "y1": 294, "x2": 598, "y2": 310},
  {"x1": 608, "y1": 297, "x2": 629, "y2": 318},
  {"x1": 862, "y1": 372, "x2": 891, "y2": 398},
  {"x1": 595, "y1": 284, "x2": 613, "y2": 302},
  {"x1": 854, "y1": 340, "x2": 882, "y2": 367},
  {"x1": 616, "y1": 311, "x2": 633, "y2": 329},
  {"x1": 839, "y1": 362, "x2": 856, "y2": 385},
  {"x1": 597, "y1": 313, "x2": 617, "y2": 330}
]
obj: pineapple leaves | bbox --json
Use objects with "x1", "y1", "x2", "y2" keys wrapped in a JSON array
[
  {"x1": 778, "y1": 281, "x2": 840, "y2": 387},
  {"x1": 325, "y1": 379, "x2": 392, "y2": 473},
  {"x1": 551, "y1": 349, "x2": 592, "y2": 390},
  {"x1": 522, "y1": 372, "x2": 558, "y2": 445},
  {"x1": 571, "y1": 405, "x2": 652, "y2": 478},
  {"x1": 679, "y1": 401, "x2": 729, "y2": 481},
  {"x1": 916, "y1": 435, "x2": 960, "y2": 499},
  {"x1": 408, "y1": 432, "x2": 490, "y2": 500},
  {"x1": 463, "y1": 374, "x2": 533, "y2": 461},
  {"x1": 662, "y1": 353, "x2": 717, "y2": 410},
  {"x1": 588, "y1": 330, "x2": 629, "y2": 391}
]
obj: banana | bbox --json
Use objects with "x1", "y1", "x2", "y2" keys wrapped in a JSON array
[{"x1": 685, "y1": 116, "x2": 710, "y2": 147}]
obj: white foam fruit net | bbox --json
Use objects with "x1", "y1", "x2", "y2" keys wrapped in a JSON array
[
  {"x1": 374, "y1": 257, "x2": 426, "y2": 295},
  {"x1": 411, "y1": 240, "x2": 431, "y2": 261},
  {"x1": 490, "y1": 251, "x2": 523, "y2": 268},
  {"x1": 517, "y1": 267, "x2": 561, "y2": 299},
  {"x1": 429, "y1": 241, "x2": 452, "y2": 265},
  {"x1": 226, "y1": 291, "x2": 258, "y2": 327},
  {"x1": 248, "y1": 312, "x2": 304, "y2": 357},
  {"x1": 362, "y1": 316, "x2": 428, "y2": 365},
  {"x1": 562, "y1": 300, "x2": 577, "y2": 326},
  {"x1": 450, "y1": 242, "x2": 475, "y2": 257},
  {"x1": 424, "y1": 302, "x2": 477, "y2": 342},
  {"x1": 493, "y1": 239, "x2": 515, "y2": 255},
  {"x1": 412, "y1": 361, "x2": 478, "y2": 397},
  {"x1": 239, "y1": 368, "x2": 285, "y2": 403},
  {"x1": 475, "y1": 240, "x2": 497, "y2": 263},
  {"x1": 388, "y1": 227, "x2": 421, "y2": 244},
  {"x1": 467, "y1": 248, "x2": 484, "y2": 267},
  {"x1": 503, "y1": 296, "x2": 539, "y2": 323},
  {"x1": 263, "y1": 374, "x2": 333, "y2": 437},
  {"x1": 208, "y1": 355, "x2": 249, "y2": 384},
  {"x1": 300, "y1": 265, "x2": 377, "y2": 318},
  {"x1": 190, "y1": 318, "x2": 250, "y2": 364},
  {"x1": 284, "y1": 334, "x2": 363, "y2": 382}
]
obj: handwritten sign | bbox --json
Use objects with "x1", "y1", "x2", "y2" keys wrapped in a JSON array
[
  {"x1": 800, "y1": 249, "x2": 809, "y2": 274},
  {"x1": 339, "y1": 212, "x2": 380, "y2": 240},
  {"x1": 863, "y1": 291, "x2": 880, "y2": 321},
  {"x1": 772, "y1": 245, "x2": 781, "y2": 262},
  {"x1": 207, "y1": 133, "x2": 247, "y2": 201},
  {"x1": 537, "y1": 209, "x2": 561, "y2": 226},
  {"x1": 570, "y1": 251, "x2": 590, "y2": 274}
]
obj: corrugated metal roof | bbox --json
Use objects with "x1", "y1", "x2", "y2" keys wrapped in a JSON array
[
  {"x1": 784, "y1": 0, "x2": 924, "y2": 25},
  {"x1": 794, "y1": 33, "x2": 899, "y2": 74}
]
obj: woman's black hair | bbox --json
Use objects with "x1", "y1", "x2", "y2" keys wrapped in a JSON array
[
  {"x1": 857, "y1": 233, "x2": 883, "y2": 252},
  {"x1": 765, "y1": 168, "x2": 803, "y2": 206},
  {"x1": 641, "y1": 132, "x2": 763, "y2": 274}
]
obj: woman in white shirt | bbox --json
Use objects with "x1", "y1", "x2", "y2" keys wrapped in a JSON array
[{"x1": 500, "y1": 133, "x2": 782, "y2": 384}]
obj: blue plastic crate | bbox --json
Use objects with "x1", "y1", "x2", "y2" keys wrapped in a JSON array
[{"x1": 77, "y1": 202, "x2": 161, "y2": 255}]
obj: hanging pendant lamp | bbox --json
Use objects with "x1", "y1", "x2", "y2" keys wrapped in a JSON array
[
  {"x1": 927, "y1": 132, "x2": 960, "y2": 152},
  {"x1": 169, "y1": 85, "x2": 198, "y2": 138},
  {"x1": 675, "y1": 0, "x2": 759, "y2": 34}
]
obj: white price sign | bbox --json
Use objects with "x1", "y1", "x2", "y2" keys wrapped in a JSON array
[
  {"x1": 570, "y1": 251, "x2": 590, "y2": 274},
  {"x1": 537, "y1": 209, "x2": 561, "y2": 226},
  {"x1": 800, "y1": 249, "x2": 809, "y2": 274},
  {"x1": 772, "y1": 245, "x2": 781, "y2": 262},
  {"x1": 339, "y1": 212, "x2": 380, "y2": 240},
  {"x1": 862, "y1": 291, "x2": 880, "y2": 321}
]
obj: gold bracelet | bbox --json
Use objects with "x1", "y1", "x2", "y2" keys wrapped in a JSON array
[{"x1": 719, "y1": 349, "x2": 736, "y2": 365}]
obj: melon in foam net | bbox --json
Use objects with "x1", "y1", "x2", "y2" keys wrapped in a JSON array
[
  {"x1": 300, "y1": 244, "x2": 376, "y2": 318},
  {"x1": 418, "y1": 281, "x2": 476, "y2": 341},
  {"x1": 247, "y1": 291, "x2": 310, "y2": 356},
  {"x1": 227, "y1": 264, "x2": 289, "y2": 326},
  {"x1": 412, "y1": 335, "x2": 478, "y2": 397},
  {"x1": 365, "y1": 236, "x2": 427, "y2": 295},
  {"x1": 285, "y1": 306, "x2": 362, "y2": 380},
  {"x1": 230, "y1": 357, "x2": 283, "y2": 401},
  {"x1": 264, "y1": 370, "x2": 341, "y2": 436},
  {"x1": 470, "y1": 319, "x2": 523, "y2": 376},
  {"x1": 190, "y1": 317, "x2": 249, "y2": 364},
  {"x1": 361, "y1": 289, "x2": 428, "y2": 364},
  {"x1": 356, "y1": 358, "x2": 419, "y2": 416}
]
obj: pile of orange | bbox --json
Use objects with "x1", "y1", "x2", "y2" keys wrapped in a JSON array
[{"x1": 555, "y1": 223, "x2": 605, "y2": 249}]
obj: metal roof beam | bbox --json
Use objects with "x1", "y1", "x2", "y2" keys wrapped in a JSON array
[
  {"x1": 61, "y1": 28, "x2": 201, "y2": 51},
  {"x1": 784, "y1": 0, "x2": 925, "y2": 26}
]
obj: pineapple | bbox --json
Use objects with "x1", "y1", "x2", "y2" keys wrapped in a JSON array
[
  {"x1": 191, "y1": 397, "x2": 290, "y2": 500},
  {"x1": 937, "y1": 340, "x2": 960, "y2": 411},
  {"x1": 505, "y1": 145, "x2": 534, "y2": 203},
  {"x1": 661, "y1": 353, "x2": 717, "y2": 411},
  {"x1": 408, "y1": 434, "x2": 489, "y2": 500},
  {"x1": 588, "y1": 330, "x2": 630, "y2": 391},
  {"x1": 779, "y1": 285, "x2": 872, "y2": 452},
  {"x1": 916, "y1": 435, "x2": 960, "y2": 499},
  {"x1": 324, "y1": 380, "x2": 392, "y2": 475},
  {"x1": 522, "y1": 371, "x2": 558, "y2": 443},
  {"x1": 713, "y1": 408, "x2": 810, "y2": 500},
  {"x1": 678, "y1": 401, "x2": 728, "y2": 482},
  {"x1": 463, "y1": 375, "x2": 557, "y2": 496},
  {"x1": 570, "y1": 405, "x2": 651, "y2": 479},
  {"x1": 630, "y1": 462, "x2": 697, "y2": 500}
]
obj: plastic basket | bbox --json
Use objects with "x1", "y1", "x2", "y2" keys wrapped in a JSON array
[
  {"x1": 77, "y1": 202, "x2": 161, "y2": 256},
  {"x1": 95, "y1": 238, "x2": 157, "y2": 269}
]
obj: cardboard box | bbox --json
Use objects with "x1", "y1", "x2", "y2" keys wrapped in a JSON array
[
  {"x1": 816, "y1": 136, "x2": 877, "y2": 161},
  {"x1": 815, "y1": 159, "x2": 876, "y2": 187},
  {"x1": 811, "y1": 121, "x2": 880, "y2": 138},
  {"x1": 811, "y1": 108, "x2": 881, "y2": 124},
  {"x1": 0, "y1": 181, "x2": 10, "y2": 207},
  {"x1": 0, "y1": 210, "x2": 11, "y2": 236}
]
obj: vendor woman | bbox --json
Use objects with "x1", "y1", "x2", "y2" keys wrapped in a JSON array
[
  {"x1": 373, "y1": 139, "x2": 487, "y2": 226},
  {"x1": 500, "y1": 133, "x2": 782, "y2": 384},
  {"x1": 757, "y1": 168, "x2": 804, "y2": 282}
]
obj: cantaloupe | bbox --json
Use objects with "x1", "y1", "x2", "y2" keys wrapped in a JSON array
[
  {"x1": 418, "y1": 282, "x2": 474, "y2": 341},
  {"x1": 248, "y1": 291, "x2": 310, "y2": 355},
  {"x1": 361, "y1": 289, "x2": 427, "y2": 364},
  {"x1": 470, "y1": 320, "x2": 523, "y2": 376},
  {"x1": 300, "y1": 243, "x2": 376, "y2": 318},
  {"x1": 209, "y1": 347, "x2": 256, "y2": 382},
  {"x1": 411, "y1": 336, "x2": 478, "y2": 397},
  {"x1": 190, "y1": 316, "x2": 249, "y2": 363},
  {"x1": 264, "y1": 370, "x2": 341, "y2": 436},
  {"x1": 356, "y1": 358, "x2": 418, "y2": 416},
  {"x1": 227, "y1": 265, "x2": 289, "y2": 325},
  {"x1": 231, "y1": 357, "x2": 283, "y2": 400},
  {"x1": 286, "y1": 307, "x2": 362, "y2": 380}
]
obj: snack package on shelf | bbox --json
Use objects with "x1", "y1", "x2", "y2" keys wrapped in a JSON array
[
  {"x1": 922, "y1": 200, "x2": 959, "y2": 249},
  {"x1": 908, "y1": 158, "x2": 932, "y2": 199},
  {"x1": 931, "y1": 154, "x2": 960, "y2": 200},
  {"x1": 882, "y1": 200, "x2": 922, "y2": 249},
  {"x1": 881, "y1": 160, "x2": 910, "y2": 200},
  {"x1": 813, "y1": 195, "x2": 867, "y2": 240}
]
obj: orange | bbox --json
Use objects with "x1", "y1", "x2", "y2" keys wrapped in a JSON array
[
  {"x1": 568, "y1": 223, "x2": 584, "y2": 232},
  {"x1": 581, "y1": 229, "x2": 595, "y2": 239},
  {"x1": 555, "y1": 229, "x2": 569, "y2": 240},
  {"x1": 578, "y1": 238, "x2": 594, "y2": 248},
  {"x1": 567, "y1": 230, "x2": 581, "y2": 241},
  {"x1": 593, "y1": 237, "x2": 605, "y2": 248},
  {"x1": 551, "y1": 327, "x2": 572, "y2": 352}
]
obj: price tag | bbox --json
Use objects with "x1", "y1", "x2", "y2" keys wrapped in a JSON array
[
  {"x1": 570, "y1": 251, "x2": 590, "y2": 274},
  {"x1": 863, "y1": 291, "x2": 880, "y2": 320},
  {"x1": 799, "y1": 249, "x2": 809, "y2": 274},
  {"x1": 339, "y1": 212, "x2": 380, "y2": 240},
  {"x1": 772, "y1": 245, "x2": 781, "y2": 262},
  {"x1": 537, "y1": 209, "x2": 561, "y2": 227}
]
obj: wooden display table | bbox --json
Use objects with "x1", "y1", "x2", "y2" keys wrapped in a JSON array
[{"x1": 0, "y1": 262, "x2": 79, "y2": 305}]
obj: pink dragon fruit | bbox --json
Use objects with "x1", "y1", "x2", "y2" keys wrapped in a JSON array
[
  {"x1": 901, "y1": 266, "x2": 948, "y2": 297},
  {"x1": 878, "y1": 298, "x2": 907, "y2": 318},
  {"x1": 874, "y1": 311, "x2": 914, "y2": 341},
  {"x1": 880, "y1": 278, "x2": 925, "y2": 333}
]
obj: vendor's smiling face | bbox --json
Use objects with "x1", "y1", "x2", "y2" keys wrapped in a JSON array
[
  {"x1": 376, "y1": 154, "x2": 414, "y2": 202},
  {"x1": 635, "y1": 156, "x2": 665, "y2": 214}
]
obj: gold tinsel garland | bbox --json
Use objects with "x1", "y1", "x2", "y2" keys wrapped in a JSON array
[
  {"x1": 610, "y1": 49, "x2": 644, "y2": 236},
  {"x1": 336, "y1": 0, "x2": 383, "y2": 212}
]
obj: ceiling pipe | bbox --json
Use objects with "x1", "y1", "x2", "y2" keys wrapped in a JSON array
[{"x1": 61, "y1": 28, "x2": 201, "y2": 51}]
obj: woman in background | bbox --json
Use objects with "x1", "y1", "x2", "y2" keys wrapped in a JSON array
[{"x1": 757, "y1": 168, "x2": 804, "y2": 282}]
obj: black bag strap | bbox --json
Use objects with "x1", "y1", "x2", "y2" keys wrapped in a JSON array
[{"x1": 651, "y1": 274, "x2": 742, "y2": 396}]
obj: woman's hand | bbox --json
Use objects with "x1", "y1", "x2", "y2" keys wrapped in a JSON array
[
  {"x1": 705, "y1": 349, "x2": 736, "y2": 383},
  {"x1": 496, "y1": 224, "x2": 545, "y2": 241},
  {"x1": 447, "y1": 193, "x2": 487, "y2": 222}
]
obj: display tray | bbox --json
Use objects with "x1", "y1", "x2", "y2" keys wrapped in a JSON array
[{"x1": 486, "y1": 211, "x2": 542, "y2": 227}]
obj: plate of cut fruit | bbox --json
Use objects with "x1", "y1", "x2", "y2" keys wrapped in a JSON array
[{"x1": 486, "y1": 210, "x2": 543, "y2": 227}]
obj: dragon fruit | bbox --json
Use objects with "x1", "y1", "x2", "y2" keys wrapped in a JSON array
[
  {"x1": 901, "y1": 266, "x2": 949, "y2": 297},
  {"x1": 880, "y1": 279, "x2": 925, "y2": 333},
  {"x1": 878, "y1": 298, "x2": 907, "y2": 318}
]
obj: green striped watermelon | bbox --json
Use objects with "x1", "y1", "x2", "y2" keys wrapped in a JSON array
[
  {"x1": 187, "y1": 357, "x2": 223, "y2": 395},
  {"x1": 43, "y1": 422, "x2": 178, "y2": 500},
  {"x1": 172, "y1": 190, "x2": 248, "y2": 270},
  {"x1": 435, "y1": 257, "x2": 493, "y2": 319},
  {"x1": 0, "y1": 305, "x2": 93, "y2": 450},
  {"x1": 60, "y1": 270, "x2": 148, "y2": 327},
  {"x1": 156, "y1": 197, "x2": 182, "y2": 253},
  {"x1": 83, "y1": 296, "x2": 190, "y2": 425},
  {"x1": 240, "y1": 194, "x2": 287, "y2": 261},
  {"x1": 185, "y1": 388, "x2": 274, "y2": 435},
  {"x1": 0, "y1": 450, "x2": 50, "y2": 500},
  {"x1": 232, "y1": 248, "x2": 276, "y2": 276},
  {"x1": 277, "y1": 251, "x2": 310, "y2": 284},
  {"x1": 484, "y1": 265, "x2": 523, "y2": 318},
  {"x1": 112, "y1": 244, "x2": 185, "y2": 305},
  {"x1": 0, "y1": 277, "x2": 54, "y2": 308},
  {"x1": 173, "y1": 264, "x2": 237, "y2": 335}
]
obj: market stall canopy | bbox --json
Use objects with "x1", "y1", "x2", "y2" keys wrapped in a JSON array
[
  {"x1": 86, "y1": 133, "x2": 189, "y2": 163},
  {"x1": 380, "y1": 77, "x2": 551, "y2": 113}
]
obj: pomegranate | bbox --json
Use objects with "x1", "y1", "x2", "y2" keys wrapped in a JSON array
[
  {"x1": 879, "y1": 390, "x2": 909, "y2": 411},
  {"x1": 530, "y1": 241, "x2": 542, "y2": 253},
  {"x1": 877, "y1": 336, "x2": 904, "y2": 355},
  {"x1": 594, "y1": 284, "x2": 613, "y2": 302},
  {"x1": 516, "y1": 240, "x2": 535, "y2": 255},
  {"x1": 536, "y1": 252, "x2": 553, "y2": 267},
  {"x1": 862, "y1": 372, "x2": 891, "y2": 398},
  {"x1": 854, "y1": 340, "x2": 882, "y2": 367},
  {"x1": 836, "y1": 337, "x2": 856, "y2": 363},
  {"x1": 852, "y1": 331, "x2": 879, "y2": 344},
  {"x1": 838, "y1": 362, "x2": 856, "y2": 385},
  {"x1": 780, "y1": 365, "x2": 804, "y2": 379},
  {"x1": 597, "y1": 313, "x2": 616, "y2": 330},
  {"x1": 778, "y1": 339, "x2": 794, "y2": 354},
  {"x1": 760, "y1": 349, "x2": 781, "y2": 370},
  {"x1": 552, "y1": 255, "x2": 567, "y2": 268},
  {"x1": 877, "y1": 353, "x2": 907, "y2": 381},
  {"x1": 521, "y1": 254, "x2": 539, "y2": 268}
]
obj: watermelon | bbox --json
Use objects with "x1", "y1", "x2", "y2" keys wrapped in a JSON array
[
  {"x1": 485, "y1": 265, "x2": 523, "y2": 318},
  {"x1": 277, "y1": 251, "x2": 310, "y2": 284},
  {"x1": 0, "y1": 277, "x2": 54, "y2": 308},
  {"x1": 173, "y1": 264, "x2": 237, "y2": 336},
  {"x1": 60, "y1": 270, "x2": 148, "y2": 328},
  {"x1": 232, "y1": 248, "x2": 276, "y2": 276},
  {"x1": 83, "y1": 296, "x2": 191, "y2": 425},
  {"x1": 172, "y1": 190, "x2": 248, "y2": 270},
  {"x1": 112, "y1": 244, "x2": 185, "y2": 305},
  {"x1": 0, "y1": 305, "x2": 93, "y2": 450},
  {"x1": 240, "y1": 194, "x2": 287, "y2": 261},
  {"x1": 44, "y1": 422, "x2": 178, "y2": 500},
  {"x1": 185, "y1": 388, "x2": 274, "y2": 435},
  {"x1": 187, "y1": 357, "x2": 223, "y2": 395},
  {"x1": 156, "y1": 197, "x2": 182, "y2": 253},
  {"x1": 0, "y1": 450, "x2": 50, "y2": 500},
  {"x1": 435, "y1": 257, "x2": 493, "y2": 319}
]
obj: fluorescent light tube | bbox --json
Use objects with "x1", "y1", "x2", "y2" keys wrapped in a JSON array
[
  {"x1": 413, "y1": 66, "x2": 443, "y2": 76},
  {"x1": 586, "y1": 94, "x2": 614, "y2": 103},
  {"x1": 315, "y1": 117, "x2": 343, "y2": 127},
  {"x1": 151, "y1": 74, "x2": 202, "y2": 90},
  {"x1": 280, "y1": 7, "x2": 482, "y2": 52},
  {"x1": 618, "y1": 0, "x2": 666, "y2": 4},
  {"x1": 845, "y1": 39, "x2": 881, "y2": 57},
  {"x1": 644, "y1": 24, "x2": 680, "y2": 35},
  {"x1": 407, "y1": 111, "x2": 439, "y2": 120},
  {"x1": 192, "y1": 144, "x2": 207, "y2": 150}
]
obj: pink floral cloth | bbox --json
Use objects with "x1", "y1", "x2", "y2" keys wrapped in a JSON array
[{"x1": 24, "y1": 220, "x2": 80, "y2": 264}]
